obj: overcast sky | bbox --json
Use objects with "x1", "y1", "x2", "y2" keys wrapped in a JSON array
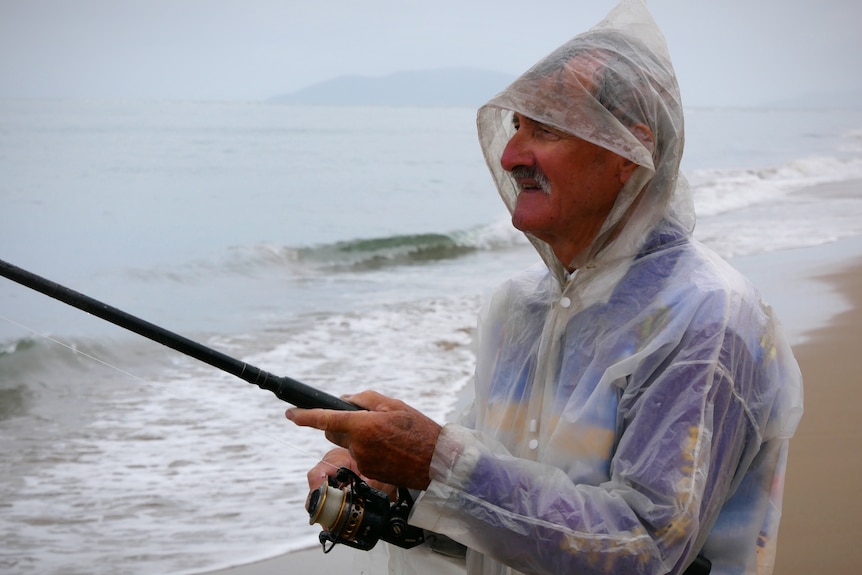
[{"x1": 1, "y1": 0, "x2": 860, "y2": 106}]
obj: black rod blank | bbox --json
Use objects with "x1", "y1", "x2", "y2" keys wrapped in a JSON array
[{"x1": 0, "y1": 258, "x2": 359, "y2": 411}]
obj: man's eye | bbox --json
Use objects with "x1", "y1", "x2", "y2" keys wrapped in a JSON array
[{"x1": 538, "y1": 125, "x2": 561, "y2": 140}]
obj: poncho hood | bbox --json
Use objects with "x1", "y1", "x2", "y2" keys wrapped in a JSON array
[{"x1": 478, "y1": 0, "x2": 693, "y2": 282}]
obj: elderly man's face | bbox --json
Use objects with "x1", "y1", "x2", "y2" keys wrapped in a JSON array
[{"x1": 500, "y1": 112, "x2": 633, "y2": 267}]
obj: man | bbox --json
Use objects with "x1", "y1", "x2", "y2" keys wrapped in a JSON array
[{"x1": 287, "y1": 0, "x2": 803, "y2": 573}]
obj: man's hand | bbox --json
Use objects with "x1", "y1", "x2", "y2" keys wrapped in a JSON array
[{"x1": 286, "y1": 390, "x2": 442, "y2": 491}]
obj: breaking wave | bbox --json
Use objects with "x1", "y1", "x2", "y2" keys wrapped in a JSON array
[
  {"x1": 128, "y1": 219, "x2": 527, "y2": 283},
  {"x1": 281, "y1": 220, "x2": 524, "y2": 270}
]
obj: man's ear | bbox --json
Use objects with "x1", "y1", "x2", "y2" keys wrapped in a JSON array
[
  {"x1": 619, "y1": 122, "x2": 654, "y2": 184},
  {"x1": 618, "y1": 158, "x2": 639, "y2": 184}
]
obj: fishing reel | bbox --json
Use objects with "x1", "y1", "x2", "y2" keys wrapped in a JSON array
[{"x1": 307, "y1": 467, "x2": 425, "y2": 552}]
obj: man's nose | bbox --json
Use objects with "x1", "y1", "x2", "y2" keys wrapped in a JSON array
[{"x1": 500, "y1": 132, "x2": 534, "y2": 173}]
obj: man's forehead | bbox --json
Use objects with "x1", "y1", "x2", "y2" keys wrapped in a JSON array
[{"x1": 561, "y1": 50, "x2": 608, "y2": 93}]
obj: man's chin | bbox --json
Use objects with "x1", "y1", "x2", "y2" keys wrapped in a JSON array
[
  {"x1": 512, "y1": 197, "x2": 551, "y2": 235},
  {"x1": 510, "y1": 215, "x2": 546, "y2": 240}
]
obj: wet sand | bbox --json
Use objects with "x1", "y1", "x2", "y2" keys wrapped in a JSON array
[{"x1": 773, "y1": 256, "x2": 862, "y2": 573}]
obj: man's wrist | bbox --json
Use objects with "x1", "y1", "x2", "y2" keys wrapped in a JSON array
[{"x1": 429, "y1": 423, "x2": 480, "y2": 486}]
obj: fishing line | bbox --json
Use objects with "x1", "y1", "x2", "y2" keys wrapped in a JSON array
[
  {"x1": 254, "y1": 430, "x2": 341, "y2": 472},
  {"x1": 0, "y1": 313, "x2": 148, "y2": 384}
]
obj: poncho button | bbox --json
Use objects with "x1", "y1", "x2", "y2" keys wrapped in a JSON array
[{"x1": 560, "y1": 297, "x2": 572, "y2": 308}]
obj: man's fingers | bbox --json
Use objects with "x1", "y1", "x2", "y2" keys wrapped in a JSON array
[
  {"x1": 306, "y1": 462, "x2": 331, "y2": 491},
  {"x1": 286, "y1": 407, "x2": 355, "y2": 433},
  {"x1": 343, "y1": 390, "x2": 404, "y2": 412},
  {"x1": 305, "y1": 448, "x2": 356, "y2": 490}
]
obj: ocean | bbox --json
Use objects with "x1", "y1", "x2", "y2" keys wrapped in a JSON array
[{"x1": 1, "y1": 99, "x2": 862, "y2": 575}]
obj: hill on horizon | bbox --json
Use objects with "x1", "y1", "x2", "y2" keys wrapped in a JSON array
[
  {"x1": 270, "y1": 68, "x2": 860, "y2": 109},
  {"x1": 270, "y1": 68, "x2": 514, "y2": 107}
]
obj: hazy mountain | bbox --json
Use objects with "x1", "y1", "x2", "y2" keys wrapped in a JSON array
[{"x1": 270, "y1": 68, "x2": 515, "y2": 107}]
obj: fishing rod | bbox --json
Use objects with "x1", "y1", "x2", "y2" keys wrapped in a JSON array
[
  {"x1": 0, "y1": 257, "x2": 428, "y2": 552},
  {"x1": 0, "y1": 258, "x2": 358, "y2": 411}
]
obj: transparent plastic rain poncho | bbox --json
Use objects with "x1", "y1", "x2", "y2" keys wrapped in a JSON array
[{"x1": 408, "y1": 1, "x2": 804, "y2": 574}]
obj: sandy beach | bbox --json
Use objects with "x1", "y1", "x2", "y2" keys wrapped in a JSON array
[
  {"x1": 202, "y1": 234, "x2": 862, "y2": 574},
  {"x1": 773, "y1": 254, "x2": 862, "y2": 573}
]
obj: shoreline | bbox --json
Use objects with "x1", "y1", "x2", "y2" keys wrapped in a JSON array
[{"x1": 200, "y1": 235, "x2": 862, "y2": 574}]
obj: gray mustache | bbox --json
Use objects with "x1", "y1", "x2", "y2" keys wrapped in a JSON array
[{"x1": 510, "y1": 166, "x2": 552, "y2": 194}]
